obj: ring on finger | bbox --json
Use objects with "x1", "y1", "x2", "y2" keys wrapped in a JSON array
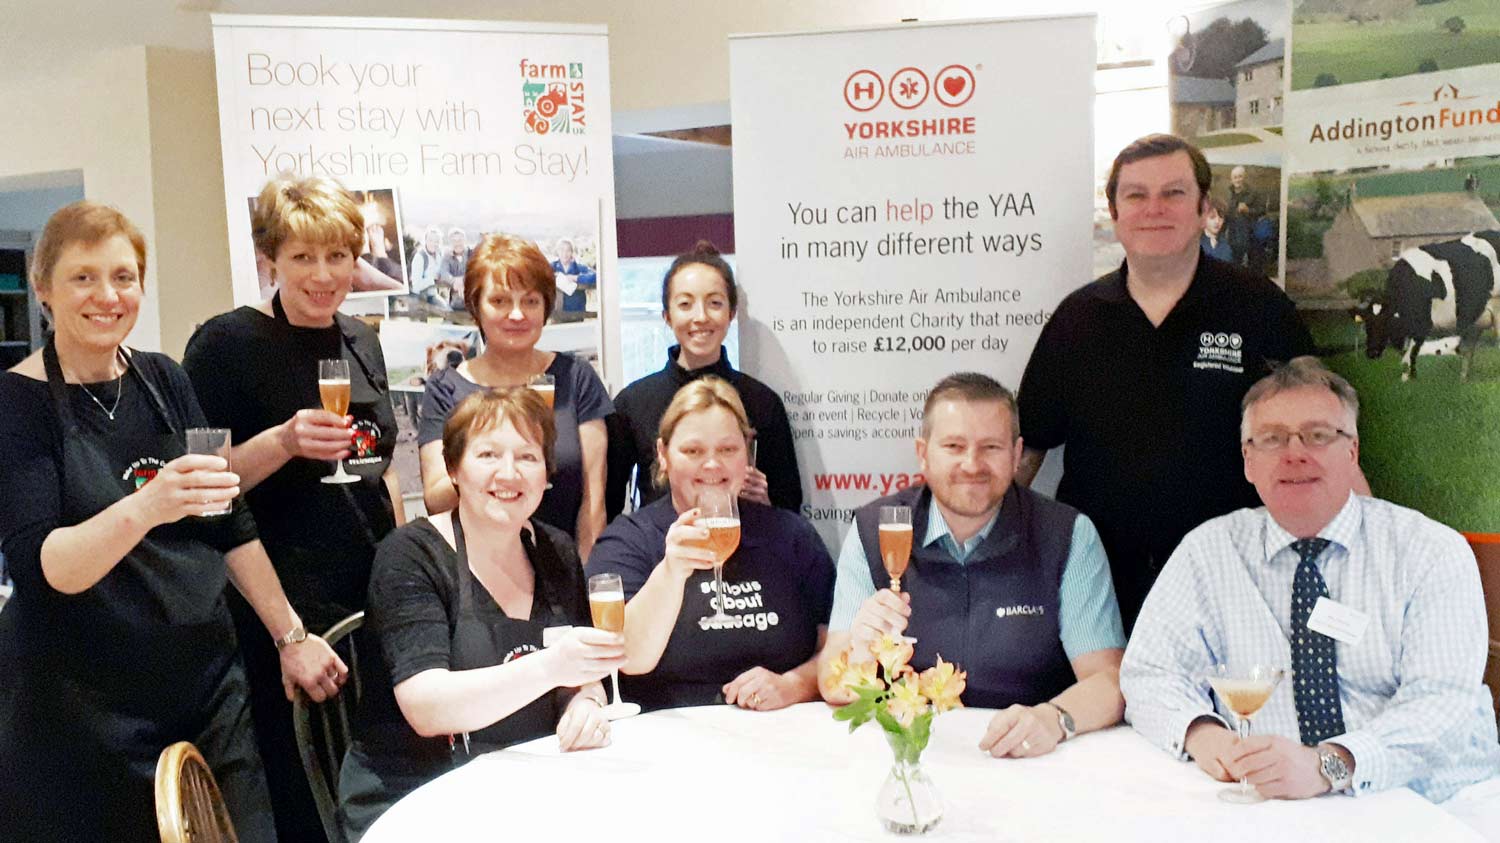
[{"x1": 1020, "y1": 739, "x2": 1031, "y2": 752}]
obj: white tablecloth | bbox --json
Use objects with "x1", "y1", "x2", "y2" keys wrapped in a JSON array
[{"x1": 364, "y1": 703, "x2": 1483, "y2": 842}]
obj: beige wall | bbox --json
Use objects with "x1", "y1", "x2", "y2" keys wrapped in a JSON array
[
  {"x1": 0, "y1": 47, "x2": 162, "y2": 351},
  {"x1": 145, "y1": 47, "x2": 232, "y2": 358}
]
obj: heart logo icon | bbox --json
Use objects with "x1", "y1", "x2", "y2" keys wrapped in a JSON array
[{"x1": 942, "y1": 76, "x2": 966, "y2": 97}]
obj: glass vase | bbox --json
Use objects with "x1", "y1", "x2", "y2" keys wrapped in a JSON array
[{"x1": 876, "y1": 736, "x2": 943, "y2": 834}]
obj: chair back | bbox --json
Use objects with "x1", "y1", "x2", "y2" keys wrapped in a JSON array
[
  {"x1": 1464, "y1": 534, "x2": 1500, "y2": 732},
  {"x1": 293, "y1": 611, "x2": 366, "y2": 843},
  {"x1": 154, "y1": 741, "x2": 238, "y2": 843}
]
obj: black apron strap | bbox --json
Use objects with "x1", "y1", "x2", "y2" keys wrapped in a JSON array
[
  {"x1": 43, "y1": 337, "x2": 175, "y2": 434},
  {"x1": 270, "y1": 292, "x2": 384, "y2": 390}
]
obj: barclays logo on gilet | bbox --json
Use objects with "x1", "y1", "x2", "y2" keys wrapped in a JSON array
[{"x1": 996, "y1": 604, "x2": 1044, "y2": 619}]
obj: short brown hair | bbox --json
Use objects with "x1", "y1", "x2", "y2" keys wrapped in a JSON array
[
  {"x1": 251, "y1": 175, "x2": 364, "y2": 262},
  {"x1": 921, "y1": 372, "x2": 1018, "y2": 439},
  {"x1": 32, "y1": 202, "x2": 147, "y2": 293},
  {"x1": 1240, "y1": 356, "x2": 1359, "y2": 441},
  {"x1": 463, "y1": 234, "x2": 558, "y2": 322},
  {"x1": 1105, "y1": 133, "x2": 1211, "y2": 219},
  {"x1": 441, "y1": 387, "x2": 557, "y2": 481},
  {"x1": 653, "y1": 376, "x2": 754, "y2": 488}
]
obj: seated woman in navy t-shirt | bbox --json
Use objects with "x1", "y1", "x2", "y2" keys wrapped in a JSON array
[{"x1": 586, "y1": 377, "x2": 834, "y2": 711}]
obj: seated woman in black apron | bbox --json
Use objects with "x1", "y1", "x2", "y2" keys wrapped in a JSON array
[
  {"x1": 340, "y1": 388, "x2": 623, "y2": 838},
  {"x1": 0, "y1": 202, "x2": 347, "y2": 843},
  {"x1": 183, "y1": 174, "x2": 404, "y2": 843},
  {"x1": 586, "y1": 377, "x2": 835, "y2": 712},
  {"x1": 417, "y1": 233, "x2": 612, "y2": 559}
]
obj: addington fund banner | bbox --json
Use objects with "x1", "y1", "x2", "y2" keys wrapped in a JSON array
[
  {"x1": 211, "y1": 15, "x2": 621, "y2": 385},
  {"x1": 730, "y1": 16, "x2": 1095, "y2": 547}
]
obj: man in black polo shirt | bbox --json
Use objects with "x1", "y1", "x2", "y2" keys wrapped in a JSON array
[{"x1": 1016, "y1": 134, "x2": 1323, "y2": 634}]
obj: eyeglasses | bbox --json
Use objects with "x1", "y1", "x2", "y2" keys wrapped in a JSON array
[{"x1": 1243, "y1": 426, "x2": 1354, "y2": 452}]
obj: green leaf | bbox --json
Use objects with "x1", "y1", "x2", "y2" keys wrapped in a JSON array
[{"x1": 910, "y1": 711, "x2": 934, "y2": 755}]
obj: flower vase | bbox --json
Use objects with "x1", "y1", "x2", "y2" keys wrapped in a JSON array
[{"x1": 877, "y1": 734, "x2": 943, "y2": 834}]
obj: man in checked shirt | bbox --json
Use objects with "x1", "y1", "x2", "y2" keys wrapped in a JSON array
[{"x1": 1121, "y1": 357, "x2": 1499, "y2": 835}]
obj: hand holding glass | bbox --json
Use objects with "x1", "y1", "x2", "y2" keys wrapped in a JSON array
[
  {"x1": 696, "y1": 488, "x2": 741, "y2": 628},
  {"x1": 318, "y1": 359, "x2": 358, "y2": 485},
  {"x1": 1206, "y1": 663, "x2": 1287, "y2": 804},
  {"x1": 587, "y1": 573, "x2": 640, "y2": 720},
  {"x1": 185, "y1": 428, "x2": 233, "y2": 516}
]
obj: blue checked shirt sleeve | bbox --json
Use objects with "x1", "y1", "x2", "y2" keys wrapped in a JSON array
[
  {"x1": 827, "y1": 525, "x2": 877, "y2": 632},
  {"x1": 1330, "y1": 528, "x2": 1492, "y2": 798},
  {"x1": 1058, "y1": 515, "x2": 1126, "y2": 659},
  {"x1": 1120, "y1": 535, "x2": 1228, "y2": 759}
]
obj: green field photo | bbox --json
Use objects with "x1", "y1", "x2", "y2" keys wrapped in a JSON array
[
  {"x1": 1292, "y1": 0, "x2": 1500, "y2": 90},
  {"x1": 1317, "y1": 331, "x2": 1500, "y2": 533}
]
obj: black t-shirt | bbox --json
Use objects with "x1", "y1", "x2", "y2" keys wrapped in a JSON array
[
  {"x1": 606, "y1": 346, "x2": 802, "y2": 518},
  {"x1": 584, "y1": 497, "x2": 833, "y2": 710},
  {"x1": 0, "y1": 353, "x2": 257, "y2": 603},
  {"x1": 353, "y1": 518, "x2": 588, "y2": 775},
  {"x1": 184, "y1": 306, "x2": 397, "y2": 625},
  {"x1": 1017, "y1": 255, "x2": 1314, "y2": 629}
]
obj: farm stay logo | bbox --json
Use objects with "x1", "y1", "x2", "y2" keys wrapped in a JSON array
[
  {"x1": 520, "y1": 58, "x2": 587, "y2": 135},
  {"x1": 841, "y1": 64, "x2": 979, "y2": 160},
  {"x1": 1306, "y1": 81, "x2": 1500, "y2": 145}
]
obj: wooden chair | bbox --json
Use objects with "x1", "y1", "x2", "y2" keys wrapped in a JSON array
[
  {"x1": 154, "y1": 741, "x2": 238, "y2": 843},
  {"x1": 292, "y1": 611, "x2": 366, "y2": 843},
  {"x1": 1464, "y1": 534, "x2": 1500, "y2": 732}
]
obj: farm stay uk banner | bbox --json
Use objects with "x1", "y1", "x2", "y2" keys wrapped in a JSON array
[{"x1": 730, "y1": 16, "x2": 1096, "y2": 548}]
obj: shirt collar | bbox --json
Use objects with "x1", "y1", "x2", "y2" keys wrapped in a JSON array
[
  {"x1": 923, "y1": 503, "x2": 1001, "y2": 562},
  {"x1": 1259, "y1": 491, "x2": 1361, "y2": 563},
  {"x1": 665, "y1": 345, "x2": 735, "y2": 384}
]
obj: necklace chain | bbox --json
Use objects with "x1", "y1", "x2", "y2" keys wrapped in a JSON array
[{"x1": 79, "y1": 375, "x2": 124, "y2": 421}]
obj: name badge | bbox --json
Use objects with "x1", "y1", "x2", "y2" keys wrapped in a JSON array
[
  {"x1": 1306, "y1": 597, "x2": 1368, "y2": 645},
  {"x1": 541, "y1": 625, "x2": 573, "y2": 647}
]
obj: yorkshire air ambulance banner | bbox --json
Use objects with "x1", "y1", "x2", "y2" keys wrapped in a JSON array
[
  {"x1": 730, "y1": 16, "x2": 1095, "y2": 547},
  {"x1": 210, "y1": 14, "x2": 621, "y2": 386}
]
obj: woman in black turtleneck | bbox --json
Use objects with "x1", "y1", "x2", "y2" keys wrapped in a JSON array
[{"x1": 605, "y1": 242, "x2": 801, "y2": 519}]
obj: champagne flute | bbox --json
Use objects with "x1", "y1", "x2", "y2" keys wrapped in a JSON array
[
  {"x1": 318, "y1": 359, "x2": 358, "y2": 485},
  {"x1": 1206, "y1": 663, "x2": 1287, "y2": 804},
  {"x1": 696, "y1": 488, "x2": 741, "y2": 629},
  {"x1": 588, "y1": 573, "x2": 640, "y2": 720},
  {"x1": 528, "y1": 373, "x2": 556, "y2": 410},
  {"x1": 878, "y1": 506, "x2": 913, "y2": 592}
]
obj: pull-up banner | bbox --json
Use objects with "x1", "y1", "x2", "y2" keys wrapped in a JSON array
[
  {"x1": 730, "y1": 16, "x2": 1096, "y2": 547},
  {"x1": 210, "y1": 14, "x2": 621, "y2": 387}
]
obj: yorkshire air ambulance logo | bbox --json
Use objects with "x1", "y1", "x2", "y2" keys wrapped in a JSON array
[
  {"x1": 348, "y1": 420, "x2": 382, "y2": 466},
  {"x1": 121, "y1": 456, "x2": 168, "y2": 492},
  {"x1": 520, "y1": 59, "x2": 587, "y2": 135},
  {"x1": 1193, "y1": 331, "x2": 1245, "y2": 374}
]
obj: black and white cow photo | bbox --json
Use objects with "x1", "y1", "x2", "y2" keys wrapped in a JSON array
[{"x1": 1355, "y1": 230, "x2": 1500, "y2": 382}]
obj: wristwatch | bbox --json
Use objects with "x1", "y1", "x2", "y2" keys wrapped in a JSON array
[
  {"x1": 1046, "y1": 701, "x2": 1077, "y2": 742},
  {"x1": 1317, "y1": 745, "x2": 1352, "y2": 792},
  {"x1": 274, "y1": 624, "x2": 308, "y2": 651}
]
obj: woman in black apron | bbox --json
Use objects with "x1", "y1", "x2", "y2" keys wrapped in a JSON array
[
  {"x1": 0, "y1": 202, "x2": 346, "y2": 842},
  {"x1": 183, "y1": 175, "x2": 403, "y2": 843},
  {"x1": 339, "y1": 389, "x2": 622, "y2": 839},
  {"x1": 586, "y1": 377, "x2": 835, "y2": 712}
]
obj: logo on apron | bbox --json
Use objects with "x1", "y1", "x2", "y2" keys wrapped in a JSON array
[
  {"x1": 348, "y1": 419, "x2": 383, "y2": 466},
  {"x1": 502, "y1": 643, "x2": 539, "y2": 664},
  {"x1": 120, "y1": 456, "x2": 168, "y2": 492}
]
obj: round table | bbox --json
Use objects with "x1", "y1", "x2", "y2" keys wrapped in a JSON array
[{"x1": 364, "y1": 703, "x2": 1484, "y2": 842}]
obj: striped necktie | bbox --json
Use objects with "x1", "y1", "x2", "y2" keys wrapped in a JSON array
[{"x1": 1289, "y1": 537, "x2": 1345, "y2": 745}]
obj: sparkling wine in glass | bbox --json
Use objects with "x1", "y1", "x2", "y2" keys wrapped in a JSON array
[
  {"x1": 1206, "y1": 663, "x2": 1287, "y2": 804},
  {"x1": 878, "y1": 506, "x2": 913, "y2": 592},
  {"x1": 587, "y1": 573, "x2": 639, "y2": 720},
  {"x1": 696, "y1": 488, "x2": 741, "y2": 629},
  {"x1": 528, "y1": 373, "x2": 556, "y2": 410},
  {"x1": 318, "y1": 359, "x2": 358, "y2": 485}
]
